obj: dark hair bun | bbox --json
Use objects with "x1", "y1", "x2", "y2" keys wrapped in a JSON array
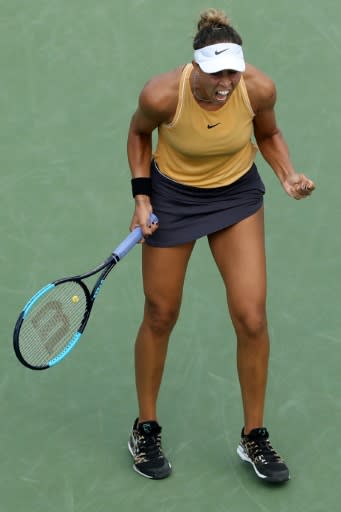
[{"x1": 197, "y1": 8, "x2": 230, "y2": 31}]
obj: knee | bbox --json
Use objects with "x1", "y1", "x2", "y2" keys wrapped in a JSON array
[
  {"x1": 232, "y1": 307, "x2": 268, "y2": 340},
  {"x1": 144, "y1": 298, "x2": 180, "y2": 336}
]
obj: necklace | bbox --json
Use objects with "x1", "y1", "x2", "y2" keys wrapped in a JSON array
[
  {"x1": 191, "y1": 71, "x2": 212, "y2": 103},
  {"x1": 192, "y1": 89, "x2": 212, "y2": 103}
]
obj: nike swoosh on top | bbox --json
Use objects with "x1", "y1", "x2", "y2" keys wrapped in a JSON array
[
  {"x1": 207, "y1": 123, "x2": 221, "y2": 129},
  {"x1": 214, "y1": 49, "x2": 228, "y2": 55}
]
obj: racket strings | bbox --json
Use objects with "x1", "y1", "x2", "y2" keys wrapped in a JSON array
[{"x1": 19, "y1": 281, "x2": 88, "y2": 367}]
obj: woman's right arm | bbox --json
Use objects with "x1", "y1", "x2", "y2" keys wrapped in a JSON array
[
  {"x1": 128, "y1": 95, "x2": 158, "y2": 238},
  {"x1": 127, "y1": 72, "x2": 179, "y2": 237}
]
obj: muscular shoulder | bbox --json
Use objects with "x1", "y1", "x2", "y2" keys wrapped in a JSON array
[
  {"x1": 139, "y1": 66, "x2": 185, "y2": 124},
  {"x1": 243, "y1": 64, "x2": 277, "y2": 113}
]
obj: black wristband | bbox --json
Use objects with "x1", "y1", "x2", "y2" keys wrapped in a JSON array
[{"x1": 131, "y1": 177, "x2": 152, "y2": 197}]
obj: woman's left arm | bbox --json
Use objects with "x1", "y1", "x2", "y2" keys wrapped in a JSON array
[{"x1": 251, "y1": 74, "x2": 315, "y2": 199}]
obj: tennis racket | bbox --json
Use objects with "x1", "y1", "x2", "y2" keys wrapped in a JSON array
[{"x1": 13, "y1": 214, "x2": 158, "y2": 370}]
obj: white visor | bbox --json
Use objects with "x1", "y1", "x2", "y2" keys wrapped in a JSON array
[{"x1": 194, "y1": 43, "x2": 245, "y2": 73}]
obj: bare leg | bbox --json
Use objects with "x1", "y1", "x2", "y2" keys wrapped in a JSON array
[
  {"x1": 208, "y1": 208, "x2": 269, "y2": 433},
  {"x1": 135, "y1": 241, "x2": 195, "y2": 423}
]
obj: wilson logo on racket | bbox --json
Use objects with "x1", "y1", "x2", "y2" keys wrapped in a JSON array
[{"x1": 30, "y1": 300, "x2": 70, "y2": 355}]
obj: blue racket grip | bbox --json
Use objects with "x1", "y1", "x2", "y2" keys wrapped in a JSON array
[{"x1": 113, "y1": 213, "x2": 158, "y2": 260}]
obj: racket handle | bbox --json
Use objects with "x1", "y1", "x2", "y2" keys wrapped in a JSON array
[{"x1": 113, "y1": 213, "x2": 158, "y2": 260}]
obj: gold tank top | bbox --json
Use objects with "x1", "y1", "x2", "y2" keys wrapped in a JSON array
[{"x1": 153, "y1": 64, "x2": 258, "y2": 188}]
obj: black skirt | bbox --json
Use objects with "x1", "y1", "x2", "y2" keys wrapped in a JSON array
[{"x1": 146, "y1": 160, "x2": 265, "y2": 247}]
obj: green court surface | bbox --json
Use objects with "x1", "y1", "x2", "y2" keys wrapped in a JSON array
[{"x1": 1, "y1": 1, "x2": 340, "y2": 510}]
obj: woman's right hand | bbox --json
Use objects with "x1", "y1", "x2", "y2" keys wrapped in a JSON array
[{"x1": 130, "y1": 197, "x2": 159, "y2": 241}]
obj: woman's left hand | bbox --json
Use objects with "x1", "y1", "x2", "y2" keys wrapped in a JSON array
[{"x1": 281, "y1": 173, "x2": 316, "y2": 200}]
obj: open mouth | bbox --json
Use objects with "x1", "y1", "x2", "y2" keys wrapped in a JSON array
[{"x1": 215, "y1": 90, "x2": 230, "y2": 101}]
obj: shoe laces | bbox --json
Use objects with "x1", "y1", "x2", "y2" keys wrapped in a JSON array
[
  {"x1": 244, "y1": 430, "x2": 283, "y2": 464},
  {"x1": 135, "y1": 431, "x2": 163, "y2": 464}
]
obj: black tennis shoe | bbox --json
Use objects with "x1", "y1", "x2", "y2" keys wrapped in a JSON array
[
  {"x1": 128, "y1": 418, "x2": 172, "y2": 479},
  {"x1": 237, "y1": 427, "x2": 290, "y2": 483}
]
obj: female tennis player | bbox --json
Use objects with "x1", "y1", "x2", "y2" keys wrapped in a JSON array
[{"x1": 126, "y1": 8, "x2": 315, "y2": 482}]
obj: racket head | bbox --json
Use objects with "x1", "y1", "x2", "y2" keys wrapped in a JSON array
[{"x1": 13, "y1": 280, "x2": 91, "y2": 370}]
